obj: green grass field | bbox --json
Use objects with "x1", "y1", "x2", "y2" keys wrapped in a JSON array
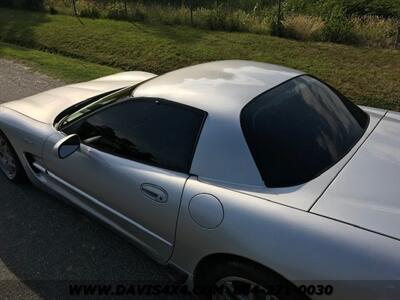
[
  {"x1": 0, "y1": 42, "x2": 119, "y2": 83},
  {"x1": 0, "y1": 8, "x2": 399, "y2": 110}
]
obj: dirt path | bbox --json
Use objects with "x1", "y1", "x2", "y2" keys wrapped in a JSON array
[{"x1": 0, "y1": 59, "x2": 64, "y2": 103}]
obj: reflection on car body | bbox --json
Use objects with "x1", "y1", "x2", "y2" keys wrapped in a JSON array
[{"x1": 0, "y1": 61, "x2": 399, "y2": 300}]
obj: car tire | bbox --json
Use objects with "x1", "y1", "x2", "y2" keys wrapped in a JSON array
[
  {"x1": 196, "y1": 259, "x2": 308, "y2": 300},
  {"x1": 0, "y1": 131, "x2": 26, "y2": 183}
]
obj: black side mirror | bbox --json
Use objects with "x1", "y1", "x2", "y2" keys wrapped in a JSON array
[{"x1": 54, "y1": 134, "x2": 80, "y2": 159}]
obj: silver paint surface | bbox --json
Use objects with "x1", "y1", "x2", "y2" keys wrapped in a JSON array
[
  {"x1": 312, "y1": 110, "x2": 400, "y2": 239},
  {"x1": 0, "y1": 61, "x2": 399, "y2": 300},
  {"x1": 134, "y1": 60, "x2": 303, "y2": 187},
  {"x1": 188, "y1": 194, "x2": 224, "y2": 229},
  {"x1": 1, "y1": 71, "x2": 156, "y2": 123}
]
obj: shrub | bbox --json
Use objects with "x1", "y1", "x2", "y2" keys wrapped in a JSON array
[
  {"x1": 5, "y1": 0, "x2": 45, "y2": 10},
  {"x1": 284, "y1": 0, "x2": 320, "y2": 15},
  {"x1": 80, "y1": 6, "x2": 100, "y2": 19},
  {"x1": 204, "y1": 5, "x2": 232, "y2": 30},
  {"x1": 194, "y1": 6, "x2": 270, "y2": 33},
  {"x1": 0, "y1": 0, "x2": 14, "y2": 7},
  {"x1": 320, "y1": 7, "x2": 360, "y2": 44},
  {"x1": 270, "y1": 5, "x2": 284, "y2": 37},
  {"x1": 285, "y1": 0, "x2": 400, "y2": 19},
  {"x1": 107, "y1": 8, "x2": 127, "y2": 21},
  {"x1": 351, "y1": 15, "x2": 398, "y2": 48},
  {"x1": 283, "y1": 15, "x2": 324, "y2": 40},
  {"x1": 130, "y1": 7, "x2": 146, "y2": 22},
  {"x1": 49, "y1": 6, "x2": 57, "y2": 14},
  {"x1": 24, "y1": 0, "x2": 44, "y2": 11},
  {"x1": 148, "y1": 5, "x2": 187, "y2": 25},
  {"x1": 341, "y1": 0, "x2": 400, "y2": 18}
]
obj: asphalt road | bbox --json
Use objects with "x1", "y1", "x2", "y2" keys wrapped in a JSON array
[
  {"x1": 0, "y1": 59, "x2": 177, "y2": 299},
  {"x1": 0, "y1": 59, "x2": 64, "y2": 103}
]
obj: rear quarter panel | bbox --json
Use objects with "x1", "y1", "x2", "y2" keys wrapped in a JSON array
[
  {"x1": 172, "y1": 177, "x2": 400, "y2": 299},
  {"x1": 311, "y1": 110, "x2": 400, "y2": 240}
]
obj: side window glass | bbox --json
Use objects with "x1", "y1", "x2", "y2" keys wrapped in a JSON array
[{"x1": 64, "y1": 99, "x2": 205, "y2": 173}]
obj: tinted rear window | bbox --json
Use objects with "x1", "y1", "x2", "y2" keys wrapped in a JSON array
[{"x1": 241, "y1": 76, "x2": 369, "y2": 188}]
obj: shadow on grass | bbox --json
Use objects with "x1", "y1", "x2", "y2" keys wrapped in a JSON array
[
  {"x1": 134, "y1": 21, "x2": 207, "y2": 44},
  {"x1": 0, "y1": 8, "x2": 50, "y2": 49}
]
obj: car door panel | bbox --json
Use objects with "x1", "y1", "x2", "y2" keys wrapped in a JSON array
[
  {"x1": 41, "y1": 98, "x2": 206, "y2": 263},
  {"x1": 42, "y1": 131, "x2": 188, "y2": 263}
]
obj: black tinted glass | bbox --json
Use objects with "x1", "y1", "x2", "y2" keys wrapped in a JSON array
[
  {"x1": 241, "y1": 76, "x2": 369, "y2": 188},
  {"x1": 64, "y1": 99, "x2": 205, "y2": 173},
  {"x1": 61, "y1": 87, "x2": 134, "y2": 128}
]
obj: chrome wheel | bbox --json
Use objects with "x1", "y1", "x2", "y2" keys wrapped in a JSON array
[
  {"x1": 213, "y1": 276, "x2": 280, "y2": 300},
  {"x1": 0, "y1": 134, "x2": 17, "y2": 180}
]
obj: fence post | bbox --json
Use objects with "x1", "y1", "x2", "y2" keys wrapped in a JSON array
[
  {"x1": 71, "y1": 0, "x2": 83, "y2": 25},
  {"x1": 124, "y1": 0, "x2": 128, "y2": 16},
  {"x1": 272, "y1": 0, "x2": 284, "y2": 37},
  {"x1": 188, "y1": 0, "x2": 194, "y2": 27},
  {"x1": 278, "y1": 0, "x2": 282, "y2": 26}
]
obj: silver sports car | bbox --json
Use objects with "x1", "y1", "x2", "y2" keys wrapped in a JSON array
[{"x1": 0, "y1": 60, "x2": 399, "y2": 299}]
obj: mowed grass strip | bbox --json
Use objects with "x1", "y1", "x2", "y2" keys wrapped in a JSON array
[
  {"x1": 0, "y1": 8, "x2": 399, "y2": 110},
  {"x1": 0, "y1": 42, "x2": 119, "y2": 83}
]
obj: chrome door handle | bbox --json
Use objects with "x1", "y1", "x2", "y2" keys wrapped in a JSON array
[{"x1": 140, "y1": 183, "x2": 168, "y2": 203}]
